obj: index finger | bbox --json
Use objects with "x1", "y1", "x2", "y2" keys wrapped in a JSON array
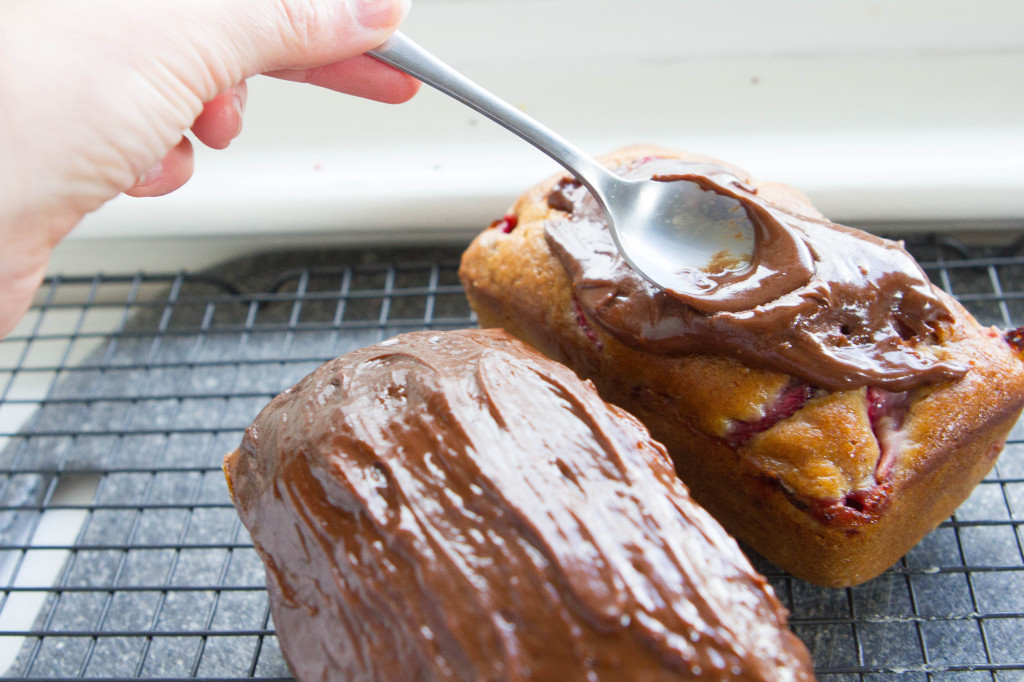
[{"x1": 266, "y1": 53, "x2": 420, "y2": 103}]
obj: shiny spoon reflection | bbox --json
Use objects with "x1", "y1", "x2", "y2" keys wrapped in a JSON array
[{"x1": 369, "y1": 32, "x2": 755, "y2": 298}]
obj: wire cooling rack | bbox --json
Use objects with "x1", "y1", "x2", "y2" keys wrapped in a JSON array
[{"x1": 0, "y1": 239, "x2": 1022, "y2": 680}]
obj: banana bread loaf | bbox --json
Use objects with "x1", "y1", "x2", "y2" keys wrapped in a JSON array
[
  {"x1": 459, "y1": 145, "x2": 1024, "y2": 587},
  {"x1": 224, "y1": 328, "x2": 813, "y2": 681}
]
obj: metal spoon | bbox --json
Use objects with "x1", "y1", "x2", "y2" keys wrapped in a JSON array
[{"x1": 369, "y1": 32, "x2": 754, "y2": 295}]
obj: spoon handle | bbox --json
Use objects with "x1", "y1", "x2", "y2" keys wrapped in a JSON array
[{"x1": 368, "y1": 32, "x2": 617, "y2": 195}]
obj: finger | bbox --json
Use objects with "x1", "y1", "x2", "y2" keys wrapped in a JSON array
[
  {"x1": 192, "y1": 82, "x2": 248, "y2": 150},
  {"x1": 204, "y1": 0, "x2": 412, "y2": 91},
  {"x1": 124, "y1": 136, "x2": 195, "y2": 198},
  {"x1": 268, "y1": 54, "x2": 420, "y2": 103},
  {"x1": 264, "y1": 0, "x2": 412, "y2": 69}
]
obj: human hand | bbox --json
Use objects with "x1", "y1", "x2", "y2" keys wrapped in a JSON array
[{"x1": 0, "y1": 0, "x2": 418, "y2": 338}]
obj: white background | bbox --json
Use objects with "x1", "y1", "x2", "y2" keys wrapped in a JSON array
[{"x1": 58, "y1": 0, "x2": 1024, "y2": 273}]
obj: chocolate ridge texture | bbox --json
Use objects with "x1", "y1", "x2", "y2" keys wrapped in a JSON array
[
  {"x1": 459, "y1": 144, "x2": 1024, "y2": 587},
  {"x1": 224, "y1": 328, "x2": 813, "y2": 681}
]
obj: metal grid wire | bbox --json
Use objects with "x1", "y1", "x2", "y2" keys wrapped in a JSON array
[{"x1": 0, "y1": 239, "x2": 1022, "y2": 680}]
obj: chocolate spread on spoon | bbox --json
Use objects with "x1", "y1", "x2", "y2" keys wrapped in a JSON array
[{"x1": 545, "y1": 158, "x2": 967, "y2": 391}]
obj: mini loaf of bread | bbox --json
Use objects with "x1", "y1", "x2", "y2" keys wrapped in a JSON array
[
  {"x1": 224, "y1": 329, "x2": 814, "y2": 681},
  {"x1": 459, "y1": 145, "x2": 1024, "y2": 587}
]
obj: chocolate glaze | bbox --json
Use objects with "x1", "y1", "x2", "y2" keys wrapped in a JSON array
[
  {"x1": 545, "y1": 158, "x2": 968, "y2": 391},
  {"x1": 225, "y1": 329, "x2": 813, "y2": 682}
]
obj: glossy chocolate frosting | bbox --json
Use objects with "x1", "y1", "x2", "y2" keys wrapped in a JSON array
[
  {"x1": 545, "y1": 158, "x2": 968, "y2": 391},
  {"x1": 225, "y1": 329, "x2": 813, "y2": 681}
]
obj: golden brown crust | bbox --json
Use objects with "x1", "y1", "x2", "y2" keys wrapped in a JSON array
[{"x1": 459, "y1": 144, "x2": 1024, "y2": 587}]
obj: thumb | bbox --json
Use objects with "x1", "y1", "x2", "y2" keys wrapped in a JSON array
[{"x1": 133, "y1": 0, "x2": 413, "y2": 106}]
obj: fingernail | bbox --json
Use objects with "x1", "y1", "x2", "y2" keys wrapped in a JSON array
[
  {"x1": 355, "y1": 0, "x2": 408, "y2": 29},
  {"x1": 135, "y1": 161, "x2": 164, "y2": 187},
  {"x1": 232, "y1": 93, "x2": 245, "y2": 139}
]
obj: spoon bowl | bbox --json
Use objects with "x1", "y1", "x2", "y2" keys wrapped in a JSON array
[
  {"x1": 369, "y1": 33, "x2": 754, "y2": 298},
  {"x1": 590, "y1": 172, "x2": 756, "y2": 291}
]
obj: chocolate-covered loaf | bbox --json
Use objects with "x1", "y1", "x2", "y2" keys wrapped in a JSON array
[
  {"x1": 459, "y1": 145, "x2": 1024, "y2": 587},
  {"x1": 224, "y1": 329, "x2": 813, "y2": 681}
]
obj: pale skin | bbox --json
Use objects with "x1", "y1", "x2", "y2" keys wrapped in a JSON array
[{"x1": 0, "y1": 0, "x2": 420, "y2": 338}]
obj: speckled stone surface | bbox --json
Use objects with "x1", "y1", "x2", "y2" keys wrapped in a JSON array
[{"x1": 1, "y1": 240, "x2": 1023, "y2": 679}]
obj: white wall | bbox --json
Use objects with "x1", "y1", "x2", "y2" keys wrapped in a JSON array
[{"x1": 58, "y1": 0, "x2": 1024, "y2": 272}]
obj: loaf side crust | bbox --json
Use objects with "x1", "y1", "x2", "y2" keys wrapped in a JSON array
[{"x1": 459, "y1": 145, "x2": 1024, "y2": 587}]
